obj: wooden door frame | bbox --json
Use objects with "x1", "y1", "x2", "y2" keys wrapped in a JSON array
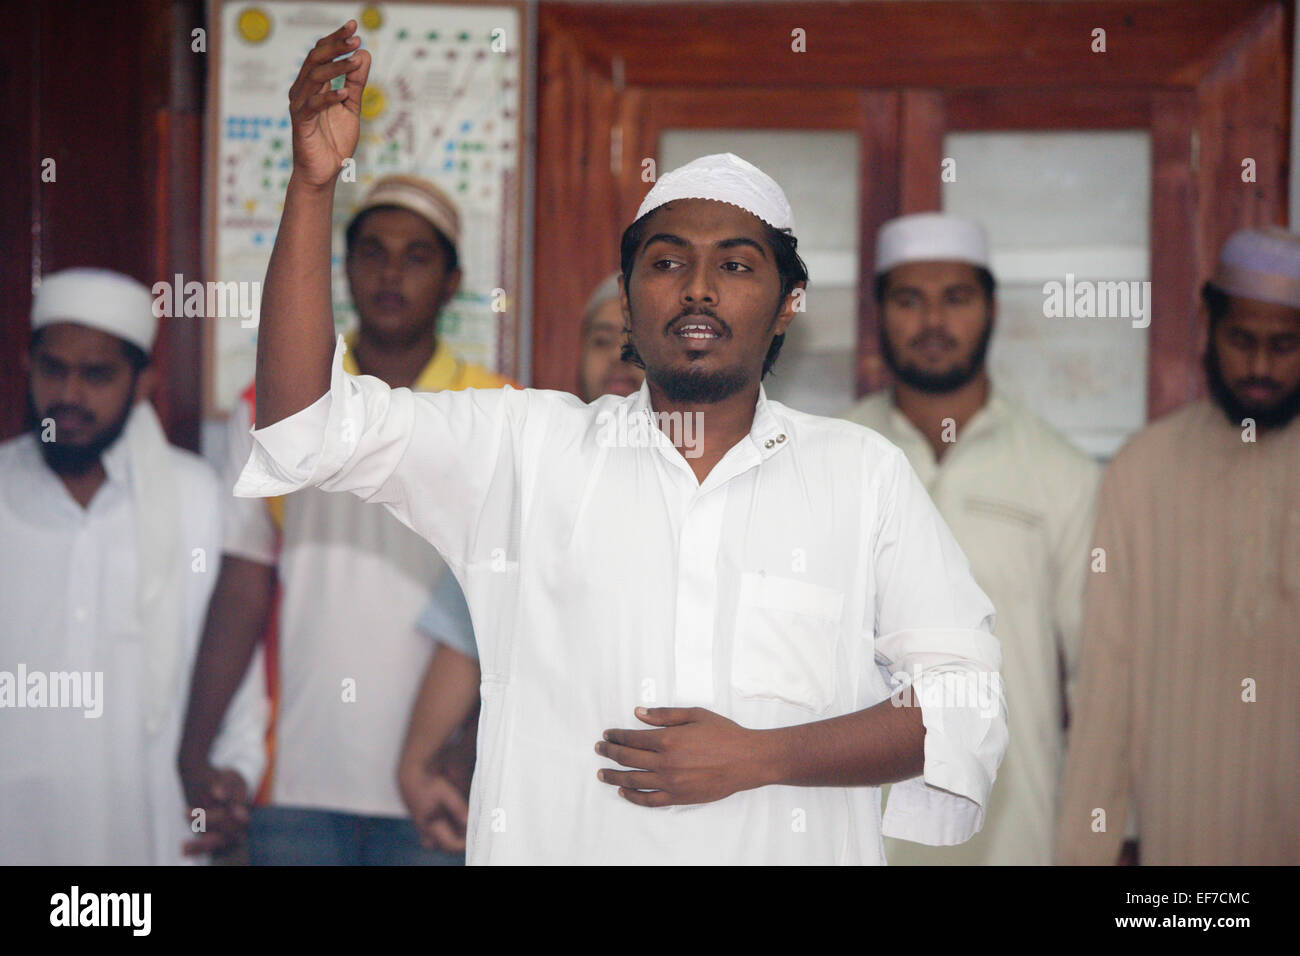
[{"x1": 535, "y1": 0, "x2": 1291, "y2": 420}]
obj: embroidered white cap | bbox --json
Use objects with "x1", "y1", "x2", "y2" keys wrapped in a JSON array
[
  {"x1": 635, "y1": 153, "x2": 794, "y2": 232},
  {"x1": 32, "y1": 267, "x2": 157, "y2": 352},
  {"x1": 876, "y1": 212, "x2": 990, "y2": 275},
  {"x1": 1212, "y1": 226, "x2": 1300, "y2": 309}
]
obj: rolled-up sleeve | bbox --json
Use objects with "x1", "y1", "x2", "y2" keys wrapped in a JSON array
[
  {"x1": 869, "y1": 446, "x2": 1009, "y2": 846},
  {"x1": 233, "y1": 335, "x2": 527, "y2": 570}
]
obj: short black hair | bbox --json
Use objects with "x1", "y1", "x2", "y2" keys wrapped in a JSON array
[
  {"x1": 30, "y1": 326, "x2": 149, "y2": 373},
  {"x1": 1202, "y1": 281, "x2": 1232, "y2": 327},
  {"x1": 617, "y1": 210, "x2": 809, "y2": 378},
  {"x1": 345, "y1": 205, "x2": 459, "y2": 273},
  {"x1": 874, "y1": 265, "x2": 997, "y2": 305}
]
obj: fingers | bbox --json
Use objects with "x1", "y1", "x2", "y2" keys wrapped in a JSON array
[
  {"x1": 616, "y1": 787, "x2": 676, "y2": 809},
  {"x1": 432, "y1": 777, "x2": 470, "y2": 827},
  {"x1": 597, "y1": 768, "x2": 660, "y2": 791},
  {"x1": 601, "y1": 726, "x2": 666, "y2": 751},
  {"x1": 343, "y1": 48, "x2": 372, "y2": 97},
  {"x1": 429, "y1": 817, "x2": 467, "y2": 854},
  {"x1": 294, "y1": 20, "x2": 360, "y2": 85},
  {"x1": 292, "y1": 57, "x2": 365, "y2": 118},
  {"x1": 633, "y1": 706, "x2": 699, "y2": 727},
  {"x1": 289, "y1": 21, "x2": 365, "y2": 111},
  {"x1": 594, "y1": 739, "x2": 660, "y2": 771}
]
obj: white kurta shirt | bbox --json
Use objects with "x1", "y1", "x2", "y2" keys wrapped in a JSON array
[
  {"x1": 235, "y1": 338, "x2": 1008, "y2": 865},
  {"x1": 0, "y1": 417, "x2": 266, "y2": 865},
  {"x1": 843, "y1": 391, "x2": 1098, "y2": 865}
]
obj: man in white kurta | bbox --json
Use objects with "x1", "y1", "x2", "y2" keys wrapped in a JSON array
[
  {"x1": 0, "y1": 269, "x2": 264, "y2": 865},
  {"x1": 844, "y1": 214, "x2": 1099, "y2": 865},
  {"x1": 235, "y1": 135, "x2": 1008, "y2": 859}
]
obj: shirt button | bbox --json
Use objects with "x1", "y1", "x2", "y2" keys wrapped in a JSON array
[
  {"x1": 74, "y1": 607, "x2": 89, "y2": 624},
  {"x1": 776, "y1": 434, "x2": 786, "y2": 443},
  {"x1": 764, "y1": 439, "x2": 775, "y2": 449}
]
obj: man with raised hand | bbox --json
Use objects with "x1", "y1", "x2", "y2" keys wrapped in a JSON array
[{"x1": 237, "y1": 19, "x2": 1007, "y2": 864}]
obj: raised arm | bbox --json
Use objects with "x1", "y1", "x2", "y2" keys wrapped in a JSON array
[{"x1": 256, "y1": 19, "x2": 371, "y2": 426}]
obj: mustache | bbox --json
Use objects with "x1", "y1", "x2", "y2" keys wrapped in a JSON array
[
  {"x1": 43, "y1": 404, "x2": 95, "y2": 424},
  {"x1": 909, "y1": 329, "x2": 958, "y2": 349},
  {"x1": 1234, "y1": 377, "x2": 1282, "y2": 392}
]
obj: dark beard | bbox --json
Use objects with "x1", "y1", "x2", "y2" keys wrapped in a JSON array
[
  {"x1": 26, "y1": 392, "x2": 134, "y2": 476},
  {"x1": 1204, "y1": 341, "x2": 1300, "y2": 431},
  {"x1": 880, "y1": 312, "x2": 994, "y2": 394},
  {"x1": 647, "y1": 363, "x2": 749, "y2": 404}
]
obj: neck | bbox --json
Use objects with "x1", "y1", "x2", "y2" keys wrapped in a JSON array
[
  {"x1": 57, "y1": 462, "x2": 108, "y2": 509},
  {"x1": 353, "y1": 330, "x2": 438, "y2": 388},
  {"x1": 892, "y1": 370, "x2": 990, "y2": 460},
  {"x1": 647, "y1": 379, "x2": 760, "y2": 485}
]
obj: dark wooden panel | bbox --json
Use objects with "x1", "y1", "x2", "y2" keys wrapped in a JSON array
[
  {"x1": 946, "y1": 87, "x2": 1153, "y2": 130},
  {"x1": 543, "y1": 1, "x2": 1275, "y2": 90},
  {"x1": 1149, "y1": 90, "x2": 1202, "y2": 420},
  {"x1": 899, "y1": 90, "x2": 945, "y2": 213},
  {"x1": 533, "y1": 29, "x2": 624, "y2": 394},
  {"x1": 857, "y1": 90, "x2": 902, "y2": 397},
  {"x1": 0, "y1": 7, "x2": 39, "y2": 439}
]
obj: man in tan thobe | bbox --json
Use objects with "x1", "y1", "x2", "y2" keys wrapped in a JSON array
[{"x1": 1055, "y1": 227, "x2": 1300, "y2": 865}]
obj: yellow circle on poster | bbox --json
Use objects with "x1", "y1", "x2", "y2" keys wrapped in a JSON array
[
  {"x1": 360, "y1": 6, "x2": 383, "y2": 31},
  {"x1": 361, "y1": 84, "x2": 386, "y2": 120},
  {"x1": 236, "y1": 7, "x2": 272, "y2": 44}
]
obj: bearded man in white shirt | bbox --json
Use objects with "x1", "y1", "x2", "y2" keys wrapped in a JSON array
[
  {"x1": 0, "y1": 268, "x2": 264, "y2": 864},
  {"x1": 842, "y1": 214, "x2": 1100, "y2": 865},
  {"x1": 235, "y1": 20, "x2": 1008, "y2": 865}
]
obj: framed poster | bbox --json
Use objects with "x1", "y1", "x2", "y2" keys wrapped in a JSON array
[{"x1": 205, "y1": 0, "x2": 525, "y2": 414}]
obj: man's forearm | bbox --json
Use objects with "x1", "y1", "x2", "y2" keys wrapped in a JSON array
[
  {"x1": 758, "y1": 696, "x2": 925, "y2": 789},
  {"x1": 254, "y1": 175, "x2": 338, "y2": 427},
  {"x1": 399, "y1": 644, "x2": 482, "y2": 776},
  {"x1": 178, "y1": 556, "x2": 275, "y2": 774}
]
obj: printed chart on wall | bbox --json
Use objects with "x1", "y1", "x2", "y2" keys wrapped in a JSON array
[{"x1": 207, "y1": 0, "x2": 523, "y2": 414}]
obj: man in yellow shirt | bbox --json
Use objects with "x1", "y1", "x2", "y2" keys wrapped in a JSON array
[{"x1": 178, "y1": 175, "x2": 510, "y2": 865}]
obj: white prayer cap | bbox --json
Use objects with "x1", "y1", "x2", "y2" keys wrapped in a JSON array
[
  {"x1": 876, "y1": 212, "x2": 990, "y2": 275},
  {"x1": 32, "y1": 267, "x2": 157, "y2": 352},
  {"x1": 635, "y1": 153, "x2": 794, "y2": 232},
  {"x1": 582, "y1": 272, "x2": 623, "y2": 324},
  {"x1": 1211, "y1": 226, "x2": 1300, "y2": 309},
  {"x1": 350, "y1": 173, "x2": 461, "y2": 256}
]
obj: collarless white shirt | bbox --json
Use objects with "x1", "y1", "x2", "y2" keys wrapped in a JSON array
[
  {"x1": 0, "y1": 426, "x2": 265, "y2": 865},
  {"x1": 235, "y1": 337, "x2": 1008, "y2": 865},
  {"x1": 843, "y1": 390, "x2": 1099, "y2": 865}
]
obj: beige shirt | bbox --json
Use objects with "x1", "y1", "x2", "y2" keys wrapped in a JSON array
[
  {"x1": 844, "y1": 390, "x2": 1099, "y2": 865},
  {"x1": 1055, "y1": 399, "x2": 1300, "y2": 865}
]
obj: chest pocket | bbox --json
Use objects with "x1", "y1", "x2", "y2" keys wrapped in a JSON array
[{"x1": 731, "y1": 572, "x2": 844, "y2": 714}]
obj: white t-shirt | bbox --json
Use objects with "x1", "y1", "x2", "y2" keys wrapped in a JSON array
[{"x1": 222, "y1": 397, "x2": 459, "y2": 817}]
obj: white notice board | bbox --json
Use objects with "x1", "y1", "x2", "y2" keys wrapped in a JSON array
[{"x1": 205, "y1": 0, "x2": 524, "y2": 414}]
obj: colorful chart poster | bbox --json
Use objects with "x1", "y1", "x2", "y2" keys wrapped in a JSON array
[{"x1": 208, "y1": 0, "x2": 522, "y2": 413}]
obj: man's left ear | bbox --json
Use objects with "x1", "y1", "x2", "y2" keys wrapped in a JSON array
[
  {"x1": 133, "y1": 364, "x2": 159, "y2": 405},
  {"x1": 439, "y1": 268, "x2": 464, "y2": 311},
  {"x1": 776, "y1": 281, "x2": 806, "y2": 334}
]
